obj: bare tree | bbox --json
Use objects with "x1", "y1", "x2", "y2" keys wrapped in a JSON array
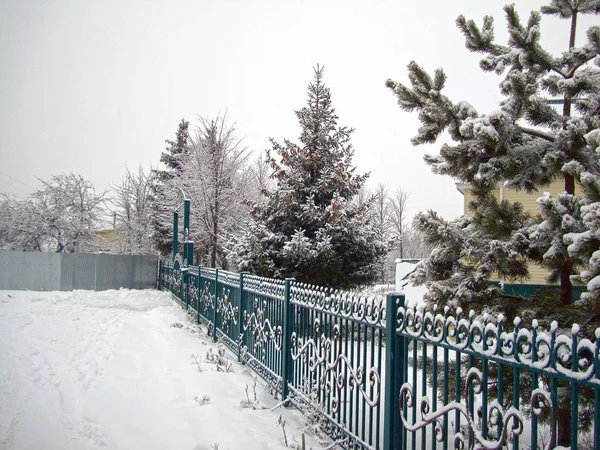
[
  {"x1": 400, "y1": 225, "x2": 432, "y2": 259},
  {"x1": 110, "y1": 165, "x2": 156, "y2": 254},
  {"x1": 387, "y1": 187, "x2": 409, "y2": 257},
  {"x1": 246, "y1": 151, "x2": 273, "y2": 203},
  {"x1": 371, "y1": 183, "x2": 394, "y2": 282},
  {"x1": 180, "y1": 114, "x2": 252, "y2": 267}
]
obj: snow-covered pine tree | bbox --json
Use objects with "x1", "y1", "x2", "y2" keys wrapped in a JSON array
[
  {"x1": 228, "y1": 65, "x2": 387, "y2": 289},
  {"x1": 150, "y1": 118, "x2": 191, "y2": 256},
  {"x1": 386, "y1": 1, "x2": 600, "y2": 314}
]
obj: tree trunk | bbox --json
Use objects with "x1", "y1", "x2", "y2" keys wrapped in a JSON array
[
  {"x1": 557, "y1": 397, "x2": 571, "y2": 447},
  {"x1": 560, "y1": 259, "x2": 573, "y2": 306}
]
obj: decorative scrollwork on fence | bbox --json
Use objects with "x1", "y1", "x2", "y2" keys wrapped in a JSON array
[
  {"x1": 397, "y1": 305, "x2": 600, "y2": 386},
  {"x1": 290, "y1": 283, "x2": 386, "y2": 328},
  {"x1": 172, "y1": 269, "x2": 182, "y2": 294},
  {"x1": 217, "y1": 287, "x2": 238, "y2": 333},
  {"x1": 199, "y1": 282, "x2": 214, "y2": 316},
  {"x1": 291, "y1": 319, "x2": 381, "y2": 414},
  {"x1": 242, "y1": 299, "x2": 282, "y2": 353},
  {"x1": 188, "y1": 277, "x2": 199, "y2": 310},
  {"x1": 399, "y1": 367, "x2": 555, "y2": 450}
]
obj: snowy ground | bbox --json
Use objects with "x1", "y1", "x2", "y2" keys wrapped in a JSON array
[{"x1": 0, "y1": 289, "x2": 322, "y2": 450}]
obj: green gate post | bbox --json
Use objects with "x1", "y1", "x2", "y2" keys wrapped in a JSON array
[
  {"x1": 281, "y1": 278, "x2": 294, "y2": 401},
  {"x1": 212, "y1": 269, "x2": 220, "y2": 343},
  {"x1": 238, "y1": 272, "x2": 248, "y2": 363},
  {"x1": 182, "y1": 199, "x2": 194, "y2": 266},
  {"x1": 384, "y1": 293, "x2": 406, "y2": 450},
  {"x1": 172, "y1": 211, "x2": 179, "y2": 261}
]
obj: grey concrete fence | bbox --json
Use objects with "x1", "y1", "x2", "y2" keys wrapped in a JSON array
[{"x1": 0, "y1": 252, "x2": 158, "y2": 291}]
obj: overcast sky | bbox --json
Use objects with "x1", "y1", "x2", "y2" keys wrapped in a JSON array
[{"x1": 0, "y1": 0, "x2": 595, "y2": 221}]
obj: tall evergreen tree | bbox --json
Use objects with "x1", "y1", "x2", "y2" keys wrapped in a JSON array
[
  {"x1": 228, "y1": 65, "x2": 387, "y2": 289},
  {"x1": 386, "y1": 1, "x2": 600, "y2": 314},
  {"x1": 150, "y1": 118, "x2": 191, "y2": 256}
]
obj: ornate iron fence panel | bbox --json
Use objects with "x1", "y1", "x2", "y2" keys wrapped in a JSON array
[
  {"x1": 215, "y1": 270, "x2": 242, "y2": 354},
  {"x1": 385, "y1": 297, "x2": 600, "y2": 450},
  {"x1": 239, "y1": 274, "x2": 286, "y2": 389},
  {"x1": 157, "y1": 261, "x2": 600, "y2": 450},
  {"x1": 197, "y1": 272, "x2": 215, "y2": 329},
  {"x1": 187, "y1": 266, "x2": 199, "y2": 313},
  {"x1": 288, "y1": 282, "x2": 386, "y2": 450}
]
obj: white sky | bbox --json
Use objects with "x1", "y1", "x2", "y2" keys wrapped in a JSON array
[{"x1": 0, "y1": 0, "x2": 595, "y2": 221}]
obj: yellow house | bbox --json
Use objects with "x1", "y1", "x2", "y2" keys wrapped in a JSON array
[
  {"x1": 456, "y1": 178, "x2": 584, "y2": 300},
  {"x1": 95, "y1": 228, "x2": 119, "y2": 253}
]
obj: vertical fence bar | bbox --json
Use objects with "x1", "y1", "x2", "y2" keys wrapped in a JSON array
[
  {"x1": 172, "y1": 211, "x2": 178, "y2": 261},
  {"x1": 530, "y1": 321, "x2": 538, "y2": 450},
  {"x1": 238, "y1": 272, "x2": 247, "y2": 362},
  {"x1": 443, "y1": 346, "x2": 449, "y2": 450},
  {"x1": 431, "y1": 338, "x2": 438, "y2": 450},
  {"x1": 281, "y1": 278, "x2": 293, "y2": 400},
  {"x1": 497, "y1": 320, "x2": 504, "y2": 444},
  {"x1": 411, "y1": 333, "x2": 417, "y2": 450},
  {"x1": 421, "y1": 340, "x2": 427, "y2": 448},
  {"x1": 196, "y1": 272, "x2": 201, "y2": 324},
  {"x1": 595, "y1": 329, "x2": 600, "y2": 450},
  {"x1": 184, "y1": 268, "x2": 189, "y2": 310},
  {"x1": 384, "y1": 293, "x2": 405, "y2": 450},
  {"x1": 212, "y1": 269, "x2": 219, "y2": 343},
  {"x1": 513, "y1": 319, "x2": 521, "y2": 450},
  {"x1": 570, "y1": 327, "x2": 579, "y2": 450}
]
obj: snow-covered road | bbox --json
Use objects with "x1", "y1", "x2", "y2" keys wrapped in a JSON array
[{"x1": 0, "y1": 289, "x2": 315, "y2": 450}]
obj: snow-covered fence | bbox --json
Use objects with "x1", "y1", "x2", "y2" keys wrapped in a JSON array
[
  {"x1": 159, "y1": 260, "x2": 600, "y2": 450},
  {"x1": 0, "y1": 251, "x2": 158, "y2": 291}
]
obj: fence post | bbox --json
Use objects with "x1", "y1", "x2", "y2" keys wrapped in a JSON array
[
  {"x1": 384, "y1": 293, "x2": 405, "y2": 450},
  {"x1": 238, "y1": 272, "x2": 248, "y2": 363},
  {"x1": 172, "y1": 211, "x2": 179, "y2": 261},
  {"x1": 158, "y1": 260, "x2": 162, "y2": 289},
  {"x1": 196, "y1": 269, "x2": 201, "y2": 324},
  {"x1": 281, "y1": 278, "x2": 294, "y2": 401},
  {"x1": 184, "y1": 268, "x2": 189, "y2": 310},
  {"x1": 212, "y1": 268, "x2": 220, "y2": 343}
]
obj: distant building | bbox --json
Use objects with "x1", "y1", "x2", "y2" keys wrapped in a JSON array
[{"x1": 95, "y1": 228, "x2": 118, "y2": 253}]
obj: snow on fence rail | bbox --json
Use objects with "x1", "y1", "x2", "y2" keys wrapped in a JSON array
[{"x1": 158, "y1": 259, "x2": 600, "y2": 450}]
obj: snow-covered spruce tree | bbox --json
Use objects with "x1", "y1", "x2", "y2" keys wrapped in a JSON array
[
  {"x1": 228, "y1": 65, "x2": 387, "y2": 289},
  {"x1": 386, "y1": 1, "x2": 600, "y2": 313},
  {"x1": 150, "y1": 118, "x2": 191, "y2": 256}
]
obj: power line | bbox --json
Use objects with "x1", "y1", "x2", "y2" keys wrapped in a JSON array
[
  {"x1": 0, "y1": 170, "x2": 34, "y2": 189},
  {"x1": 0, "y1": 177, "x2": 28, "y2": 197},
  {"x1": 0, "y1": 188, "x2": 25, "y2": 200}
]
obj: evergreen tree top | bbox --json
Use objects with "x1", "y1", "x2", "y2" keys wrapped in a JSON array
[
  {"x1": 266, "y1": 65, "x2": 367, "y2": 209},
  {"x1": 386, "y1": 2, "x2": 600, "y2": 193},
  {"x1": 160, "y1": 118, "x2": 191, "y2": 174}
]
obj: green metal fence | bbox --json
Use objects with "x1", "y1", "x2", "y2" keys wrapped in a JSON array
[{"x1": 158, "y1": 261, "x2": 600, "y2": 450}]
